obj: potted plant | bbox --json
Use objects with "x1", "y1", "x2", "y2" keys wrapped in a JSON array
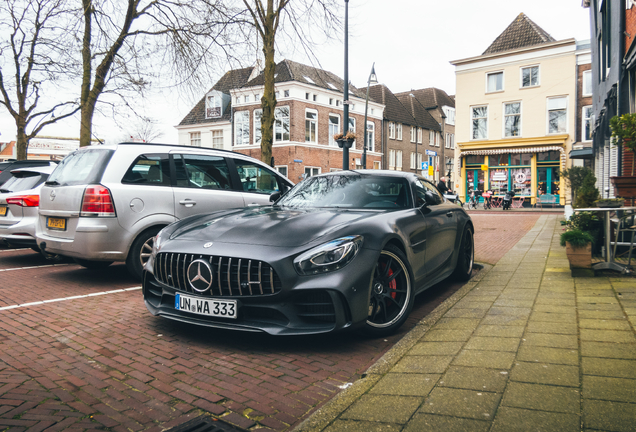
[
  {"x1": 594, "y1": 198, "x2": 625, "y2": 208},
  {"x1": 560, "y1": 229, "x2": 594, "y2": 269},
  {"x1": 334, "y1": 131, "x2": 357, "y2": 148},
  {"x1": 609, "y1": 113, "x2": 636, "y2": 198}
]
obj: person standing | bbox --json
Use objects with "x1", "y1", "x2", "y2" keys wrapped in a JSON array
[{"x1": 437, "y1": 176, "x2": 449, "y2": 194}]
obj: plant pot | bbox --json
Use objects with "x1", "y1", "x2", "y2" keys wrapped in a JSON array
[
  {"x1": 610, "y1": 176, "x2": 636, "y2": 198},
  {"x1": 594, "y1": 199, "x2": 625, "y2": 208},
  {"x1": 336, "y1": 138, "x2": 355, "y2": 149},
  {"x1": 565, "y1": 241, "x2": 592, "y2": 269}
]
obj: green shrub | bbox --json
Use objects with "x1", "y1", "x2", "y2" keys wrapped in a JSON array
[
  {"x1": 575, "y1": 171, "x2": 601, "y2": 208},
  {"x1": 560, "y1": 229, "x2": 594, "y2": 248}
]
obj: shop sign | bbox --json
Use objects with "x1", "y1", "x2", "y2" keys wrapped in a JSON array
[
  {"x1": 481, "y1": 164, "x2": 488, "y2": 171},
  {"x1": 492, "y1": 170, "x2": 507, "y2": 181}
]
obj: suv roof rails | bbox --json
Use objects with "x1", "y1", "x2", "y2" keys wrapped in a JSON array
[{"x1": 116, "y1": 142, "x2": 241, "y2": 157}]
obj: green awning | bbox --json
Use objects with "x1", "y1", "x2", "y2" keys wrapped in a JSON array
[{"x1": 569, "y1": 148, "x2": 593, "y2": 159}]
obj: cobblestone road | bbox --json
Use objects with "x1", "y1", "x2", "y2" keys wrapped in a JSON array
[{"x1": 0, "y1": 212, "x2": 541, "y2": 431}]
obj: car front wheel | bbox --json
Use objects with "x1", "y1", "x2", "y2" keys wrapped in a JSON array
[
  {"x1": 453, "y1": 226, "x2": 474, "y2": 281},
  {"x1": 365, "y1": 245, "x2": 414, "y2": 337}
]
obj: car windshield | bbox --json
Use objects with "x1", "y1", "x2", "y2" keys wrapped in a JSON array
[{"x1": 276, "y1": 174, "x2": 412, "y2": 209}]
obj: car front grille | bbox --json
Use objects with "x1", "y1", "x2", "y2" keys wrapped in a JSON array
[{"x1": 154, "y1": 252, "x2": 282, "y2": 297}]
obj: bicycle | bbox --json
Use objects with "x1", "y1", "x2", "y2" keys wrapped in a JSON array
[
  {"x1": 482, "y1": 191, "x2": 492, "y2": 210},
  {"x1": 467, "y1": 190, "x2": 482, "y2": 210}
]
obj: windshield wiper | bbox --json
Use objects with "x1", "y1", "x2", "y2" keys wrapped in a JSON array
[
  {"x1": 45, "y1": 180, "x2": 60, "y2": 186},
  {"x1": 0, "y1": 189, "x2": 11, "y2": 193}
]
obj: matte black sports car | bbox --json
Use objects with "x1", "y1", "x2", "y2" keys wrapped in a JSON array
[{"x1": 143, "y1": 170, "x2": 474, "y2": 336}]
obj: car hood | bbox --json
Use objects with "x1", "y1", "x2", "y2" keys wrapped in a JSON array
[{"x1": 169, "y1": 206, "x2": 378, "y2": 247}]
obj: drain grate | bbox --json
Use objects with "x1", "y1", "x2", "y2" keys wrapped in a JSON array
[{"x1": 165, "y1": 415, "x2": 248, "y2": 432}]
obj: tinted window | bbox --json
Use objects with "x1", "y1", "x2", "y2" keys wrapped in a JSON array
[
  {"x1": 47, "y1": 149, "x2": 113, "y2": 185},
  {"x1": 122, "y1": 154, "x2": 171, "y2": 186},
  {"x1": 175, "y1": 154, "x2": 232, "y2": 190},
  {"x1": 0, "y1": 172, "x2": 47, "y2": 192},
  {"x1": 415, "y1": 179, "x2": 443, "y2": 206},
  {"x1": 234, "y1": 160, "x2": 281, "y2": 194}
]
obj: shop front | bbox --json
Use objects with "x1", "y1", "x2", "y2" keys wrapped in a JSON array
[{"x1": 459, "y1": 144, "x2": 566, "y2": 206}]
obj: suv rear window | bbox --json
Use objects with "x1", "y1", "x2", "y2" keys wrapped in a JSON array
[
  {"x1": 0, "y1": 171, "x2": 47, "y2": 193},
  {"x1": 47, "y1": 149, "x2": 113, "y2": 186}
]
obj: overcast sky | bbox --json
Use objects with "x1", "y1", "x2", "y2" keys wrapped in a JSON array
[{"x1": 0, "y1": 0, "x2": 592, "y2": 146}]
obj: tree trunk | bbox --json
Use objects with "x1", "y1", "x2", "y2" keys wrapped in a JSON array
[
  {"x1": 16, "y1": 120, "x2": 28, "y2": 160},
  {"x1": 260, "y1": 0, "x2": 277, "y2": 165}
]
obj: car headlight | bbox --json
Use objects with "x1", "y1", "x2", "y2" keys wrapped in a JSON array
[
  {"x1": 152, "y1": 228, "x2": 168, "y2": 256},
  {"x1": 294, "y1": 236, "x2": 363, "y2": 275}
]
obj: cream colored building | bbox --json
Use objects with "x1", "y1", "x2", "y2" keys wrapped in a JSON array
[{"x1": 451, "y1": 14, "x2": 581, "y2": 206}]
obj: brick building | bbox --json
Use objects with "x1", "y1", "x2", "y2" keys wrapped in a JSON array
[
  {"x1": 571, "y1": 40, "x2": 593, "y2": 168},
  {"x1": 176, "y1": 60, "x2": 384, "y2": 183}
]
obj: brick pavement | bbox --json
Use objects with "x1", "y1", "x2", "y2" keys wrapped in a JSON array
[{"x1": 0, "y1": 213, "x2": 538, "y2": 431}]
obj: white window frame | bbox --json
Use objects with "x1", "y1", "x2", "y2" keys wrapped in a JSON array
[
  {"x1": 503, "y1": 101, "x2": 522, "y2": 137},
  {"x1": 582, "y1": 70, "x2": 593, "y2": 97},
  {"x1": 305, "y1": 109, "x2": 318, "y2": 143},
  {"x1": 396, "y1": 150, "x2": 403, "y2": 170},
  {"x1": 450, "y1": 133, "x2": 455, "y2": 149},
  {"x1": 429, "y1": 130, "x2": 434, "y2": 145},
  {"x1": 435, "y1": 132, "x2": 440, "y2": 147},
  {"x1": 582, "y1": 105, "x2": 593, "y2": 142},
  {"x1": 366, "y1": 121, "x2": 375, "y2": 152},
  {"x1": 329, "y1": 114, "x2": 340, "y2": 147},
  {"x1": 546, "y1": 96, "x2": 568, "y2": 134},
  {"x1": 417, "y1": 128, "x2": 422, "y2": 144},
  {"x1": 410, "y1": 126, "x2": 416, "y2": 143},
  {"x1": 471, "y1": 105, "x2": 488, "y2": 140},
  {"x1": 275, "y1": 165, "x2": 288, "y2": 177},
  {"x1": 520, "y1": 65, "x2": 540, "y2": 88},
  {"x1": 445, "y1": 133, "x2": 450, "y2": 149},
  {"x1": 304, "y1": 166, "x2": 321, "y2": 179},
  {"x1": 443, "y1": 106, "x2": 455, "y2": 126},
  {"x1": 389, "y1": 122, "x2": 395, "y2": 139},
  {"x1": 206, "y1": 94, "x2": 221, "y2": 119},
  {"x1": 486, "y1": 71, "x2": 504, "y2": 93},
  {"x1": 284, "y1": 90, "x2": 289, "y2": 98},
  {"x1": 396, "y1": 124, "x2": 402, "y2": 140},
  {"x1": 254, "y1": 109, "x2": 263, "y2": 145},
  {"x1": 234, "y1": 111, "x2": 250, "y2": 146},
  {"x1": 274, "y1": 106, "x2": 290, "y2": 142},
  {"x1": 211, "y1": 129, "x2": 223, "y2": 149},
  {"x1": 190, "y1": 131, "x2": 201, "y2": 147},
  {"x1": 410, "y1": 152, "x2": 417, "y2": 170},
  {"x1": 389, "y1": 149, "x2": 396, "y2": 170}
]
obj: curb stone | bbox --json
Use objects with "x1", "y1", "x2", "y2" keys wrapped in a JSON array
[{"x1": 294, "y1": 262, "x2": 493, "y2": 432}]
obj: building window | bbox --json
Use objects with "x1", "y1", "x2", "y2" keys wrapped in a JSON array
[
  {"x1": 284, "y1": 90, "x2": 289, "y2": 97},
  {"x1": 313, "y1": 94, "x2": 317, "y2": 102},
  {"x1": 244, "y1": 95, "x2": 250, "y2": 103},
  {"x1": 396, "y1": 150, "x2": 403, "y2": 170},
  {"x1": 410, "y1": 126, "x2": 416, "y2": 143},
  {"x1": 275, "y1": 166, "x2": 288, "y2": 177},
  {"x1": 275, "y1": 91, "x2": 280, "y2": 98},
  {"x1": 472, "y1": 106, "x2": 488, "y2": 139},
  {"x1": 504, "y1": 102, "x2": 521, "y2": 137},
  {"x1": 429, "y1": 130, "x2": 434, "y2": 145},
  {"x1": 389, "y1": 149, "x2": 396, "y2": 170},
  {"x1": 389, "y1": 122, "x2": 395, "y2": 139},
  {"x1": 235, "y1": 96, "x2": 241, "y2": 104},
  {"x1": 206, "y1": 95, "x2": 221, "y2": 118},
  {"x1": 397, "y1": 124, "x2": 402, "y2": 140},
  {"x1": 582, "y1": 70, "x2": 592, "y2": 96},
  {"x1": 274, "y1": 106, "x2": 290, "y2": 142},
  {"x1": 190, "y1": 132, "x2": 201, "y2": 147},
  {"x1": 521, "y1": 66, "x2": 539, "y2": 88},
  {"x1": 329, "y1": 98, "x2": 334, "y2": 105},
  {"x1": 305, "y1": 93, "x2": 310, "y2": 100},
  {"x1": 305, "y1": 110, "x2": 317, "y2": 143},
  {"x1": 329, "y1": 115, "x2": 340, "y2": 146},
  {"x1": 373, "y1": 161, "x2": 381, "y2": 169},
  {"x1": 486, "y1": 71, "x2": 503, "y2": 92},
  {"x1": 435, "y1": 132, "x2": 440, "y2": 147},
  {"x1": 255, "y1": 94, "x2": 260, "y2": 101},
  {"x1": 304, "y1": 167, "x2": 320, "y2": 178},
  {"x1": 336, "y1": 100, "x2": 340, "y2": 106},
  {"x1": 410, "y1": 152, "x2": 417, "y2": 170},
  {"x1": 254, "y1": 109, "x2": 262, "y2": 145},
  {"x1": 443, "y1": 106, "x2": 455, "y2": 125},
  {"x1": 445, "y1": 133, "x2": 450, "y2": 148},
  {"x1": 547, "y1": 97, "x2": 567, "y2": 134},
  {"x1": 417, "y1": 128, "x2": 422, "y2": 144},
  {"x1": 582, "y1": 105, "x2": 593, "y2": 141},
  {"x1": 234, "y1": 111, "x2": 250, "y2": 145},
  {"x1": 212, "y1": 130, "x2": 223, "y2": 149},
  {"x1": 450, "y1": 133, "x2": 455, "y2": 149},
  {"x1": 366, "y1": 121, "x2": 375, "y2": 152}
]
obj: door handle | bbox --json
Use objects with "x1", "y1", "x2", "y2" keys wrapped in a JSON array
[
  {"x1": 179, "y1": 199, "x2": 196, "y2": 207},
  {"x1": 446, "y1": 211, "x2": 453, "y2": 217},
  {"x1": 247, "y1": 203, "x2": 260, "y2": 207}
]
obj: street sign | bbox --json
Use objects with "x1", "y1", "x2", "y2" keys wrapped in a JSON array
[
  {"x1": 426, "y1": 150, "x2": 437, "y2": 156},
  {"x1": 428, "y1": 166, "x2": 434, "y2": 176},
  {"x1": 421, "y1": 162, "x2": 428, "y2": 170}
]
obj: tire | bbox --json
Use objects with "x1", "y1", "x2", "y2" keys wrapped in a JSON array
[
  {"x1": 126, "y1": 227, "x2": 162, "y2": 281},
  {"x1": 365, "y1": 245, "x2": 415, "y2": 337},
  {"x1": 453, "y1": 226, "x2": 474, "y2": 282},
  {"x1": 74, "y1": 258, "x2": 113, "y2": 269}
]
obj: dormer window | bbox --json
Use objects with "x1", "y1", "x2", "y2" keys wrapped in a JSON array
[{"x1": 206, "y1": 95, "x2": 222, "y2": 118}]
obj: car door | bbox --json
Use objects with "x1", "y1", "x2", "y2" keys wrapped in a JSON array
[
  {"x1": 230, "y1": 158, "x2": 291, "y2": 207},
  {"x1": 414, "y1": 179, "x2": 457, "y2": 277},
  {"x1": 171, "y1": 152, "x2": 245, "y2": 220}
]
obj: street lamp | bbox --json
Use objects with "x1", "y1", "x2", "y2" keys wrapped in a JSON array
[
  {"x1": 340, "y1": 0, "x2": 351, "y2": 170},
  {"x1": 446, "y1": 158, "x2": 453, "y2": 190},
  {"x1": 362, "y1": 63, "x2": 378, "y2": 169}
]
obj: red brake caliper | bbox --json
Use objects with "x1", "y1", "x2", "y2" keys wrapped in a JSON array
[{"x1": 384, "y1": 264, "x2": 397, "y2": 299}]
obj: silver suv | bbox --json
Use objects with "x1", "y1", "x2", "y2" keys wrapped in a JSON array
[{"x1": 36, "y1": 143, "x2": 293, "y2": 279}]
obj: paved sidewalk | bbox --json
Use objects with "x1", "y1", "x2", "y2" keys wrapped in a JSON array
[{"x1": 296, "y1": 214, "x2": 636, "y2": 432}]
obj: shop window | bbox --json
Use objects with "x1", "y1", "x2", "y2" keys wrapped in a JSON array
[
  {"x1": 465, "y1": 155, "x2": 485, "y2": 165},
  {"x1": 537, "y1": 151, "x2": 560, "y2": 162},
  {"x1": 489, "y1": 169, "x2": 509, "y2": 194},
  {"x1": 489, "y1": 154, "x2": 509, "y2": 166},
  {"x1": 511, "y1": 168, "x2": 532, "y2": 195},
  {"x1": 510, "y1": 153, "x2": 532, "y2": 166}
]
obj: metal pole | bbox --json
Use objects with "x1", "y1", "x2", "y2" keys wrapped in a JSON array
[{"x1": 342, "y1": 0, "x2": 350, "y2": 170}]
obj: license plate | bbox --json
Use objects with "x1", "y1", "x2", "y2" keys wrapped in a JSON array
[
  {"x1": 175, "y1": 293, "x2": 237, "y2": 319},
  {"x1": 0, "y1": 207, "x2": 6, "y2": 216},
  {"x1": 47, "y1": 217, "x2": 66, "y2": 230}
]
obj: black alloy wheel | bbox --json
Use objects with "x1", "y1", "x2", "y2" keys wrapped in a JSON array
[
  {"x1": 365, "y1": 244, "x2": 414, "y2": 337},
  {"x1": 453, "y1": 226, "x2": 474, "y2": 281}
]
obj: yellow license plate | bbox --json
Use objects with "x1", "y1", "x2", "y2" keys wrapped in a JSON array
[
  {"x1": 47, "y1": 217, "x2": 66, "y2": 230},
  {"x1": 0, "y1": 207, "x2": 6, "y2": 216}
]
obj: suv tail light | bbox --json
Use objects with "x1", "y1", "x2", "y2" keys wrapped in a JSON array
[
  {"x1": 6, "y1": 195, "x2": 40, "y2": 207},
  {"x1": 81, "y1": 185, "x2": 116, "y2": 217}
]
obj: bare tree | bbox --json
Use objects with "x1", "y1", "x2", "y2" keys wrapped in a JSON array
[
  {"x1": 117, "y1": 116, "x2": 164, "y2": 143},
  {"x1": 0, "y1": 0, "x2": 80, "y2": 160},
  {"x1": 77, "y1": 0, "x2": 247, "y2": 147},
  {"x1": 240, "y1": 0, "x2": 341, "y2": 164}
]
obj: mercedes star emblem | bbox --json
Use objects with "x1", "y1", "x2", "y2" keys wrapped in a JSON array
[{"x1": 187, "y1": 259, "x2": 213, "y2": 293}]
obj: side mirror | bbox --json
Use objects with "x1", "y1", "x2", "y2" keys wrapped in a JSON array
[
  {"x1": 423, "y1": 190, "x2": 439, "y2": 206},
  {"x1": 270, "y1": 191, "x2": 281, "y2": 202}
]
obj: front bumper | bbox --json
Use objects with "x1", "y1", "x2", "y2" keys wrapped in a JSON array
[{"x1": 142, "y1": 242, "x2": 379, "y2": 335}]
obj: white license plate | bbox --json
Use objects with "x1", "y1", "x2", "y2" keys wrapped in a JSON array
[{"x1": 175, "y1": 293, "x2": 237, "y2": 319}]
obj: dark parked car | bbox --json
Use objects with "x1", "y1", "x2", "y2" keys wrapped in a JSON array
[
  {"x1": 143, "y1": 170, "x2": 474, "y2": 336},
  {"x1": 0, "y1": 160, "x2": 58, "y2": 186}
]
